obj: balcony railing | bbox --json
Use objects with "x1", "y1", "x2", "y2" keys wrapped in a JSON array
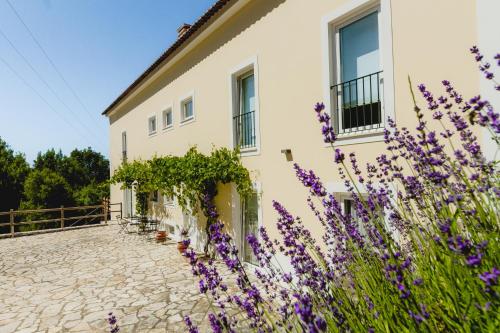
[
  {"x1": 331, "y1": 71, "x2": 383, "y2": 134},
  {"x1": 233, "y1": 111, "x2": 256, "y2": 150}
]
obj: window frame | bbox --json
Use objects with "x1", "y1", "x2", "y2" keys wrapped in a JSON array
[
  {"x1": 229, "y1": 56, "x2": 261, "y2": 156},
  {"x1": 321, "y1": 0, "x2": 395, "y2": 146},
  {"x1": 162, "y1": 106, "x2": 174, "y2": 130},
  {"x1": 235, "y1": 181, "x2": 262, "y2": 267},
  {"x1": 179, "y1": 92, "x2": 195, "y2": 125},
  {"x1": 333, "y1": 8, "x2": 382, "y2": 134},
  {"x1": 147, "y1": 114, "x2": 157, "y2": 136}
]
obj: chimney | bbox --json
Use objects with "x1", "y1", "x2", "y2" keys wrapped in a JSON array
[{"x1": 177, "y1": 23, "x2": 191, "y2": 39}]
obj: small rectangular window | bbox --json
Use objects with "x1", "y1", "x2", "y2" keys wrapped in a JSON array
[
  {"x1": 163, "y1": 108, "x2": 173, "y2": 129},
  {"x1": 148, "y1": 115, "x2": 157, "y2": 135},
  {"x1": 181, "y1": 98, "x2": 194, "y2": 122},
  {"x1": 121, "y1": 131, "x2": 127, "y2": 161}
]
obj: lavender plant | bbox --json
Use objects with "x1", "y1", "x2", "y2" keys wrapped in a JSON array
[
  {"x1": 107, "y1": 312, "x2": 120, "y2": 333},
  {"x1": 183, "y1": 48, "x2": 499, "y2": 332}
]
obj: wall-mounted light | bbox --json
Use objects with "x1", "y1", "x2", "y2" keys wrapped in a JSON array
[{"x1": 281, "y1": 149, "x2": 293, "y2": 162}]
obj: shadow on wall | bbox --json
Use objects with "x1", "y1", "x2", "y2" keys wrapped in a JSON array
[{"x1": 109, "y1": 0, "x2": 286, "y2": 124}]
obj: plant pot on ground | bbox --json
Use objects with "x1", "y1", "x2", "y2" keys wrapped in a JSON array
[
  {"x1": 176, "y1": 224, "x2": 192, "y2": 254},
  {"x1": 177, "y1": 239, "x2": 189, "y2": 254},
  {"x1": 155, "y1": 230, "x2": 167, "y2": 242}
]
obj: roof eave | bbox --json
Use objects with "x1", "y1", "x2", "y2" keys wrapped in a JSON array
[{"x1": 102, "y1": 0, "x2": 236, "y2": 116}]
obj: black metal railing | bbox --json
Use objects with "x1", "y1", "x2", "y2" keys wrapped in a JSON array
[
  {"x1": 331, "y1": 71, "x2": 383, "y2": 134},
  {"x1": 233, "y1": 111, "x2": 256, "y2": 149}
]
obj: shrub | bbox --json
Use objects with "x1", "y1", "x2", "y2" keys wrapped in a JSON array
[{"x1": 184, "y1": 48, "x2": 499, "y2": 332}]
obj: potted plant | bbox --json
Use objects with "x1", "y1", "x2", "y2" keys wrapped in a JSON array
[
  {"x1": 154, "y1": 202, "x2": 171, "y2": 242},
  {"x1": 176, "y1": 224, "x2": 192, "y2": 254}
]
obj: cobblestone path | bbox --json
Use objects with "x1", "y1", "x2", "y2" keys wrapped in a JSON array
[{"x1": 0, "y1": 225, "x2": 214, "y2": 333}]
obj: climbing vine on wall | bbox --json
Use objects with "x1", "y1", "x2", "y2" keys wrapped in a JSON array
[{"x1": 110, "y1": 146, "x2": 252, "y2": 253}]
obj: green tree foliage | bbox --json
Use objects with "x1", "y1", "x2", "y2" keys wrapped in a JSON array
[
  {"x1": 21, "y1": 168, "x2": 73, "y2": 209},
  {"x1": 0, "y1": 138, "x2": 109, "y2": 212},
  {"x1": 28, "y1": 147, "x2": 110, "y2": 208},
  {"x1": 0, "y1": 137, "x2": 30, "y2": 212}
]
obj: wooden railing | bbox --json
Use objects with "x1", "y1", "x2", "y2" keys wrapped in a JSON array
[{"x1": 0, "y1": 201, "x2": 122, "y2": 238}]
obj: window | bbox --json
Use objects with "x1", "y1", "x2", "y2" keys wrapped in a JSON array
[
  {"x1": 163, "y1": 194, "x2": 175, "y2": 206},
  {"x1": 180, "y1": 97, "x2": 194, "y2": 123},
  {"x1": 322, "y1": 0, "x2": 396, "y2": 139},
  {"x1": 343, "y1": 199, "x2": 359, "y2": 222},
  {"x1": 151, "y1": 190, "x2": 159, "y2": 202},
  {"x1": 148, "y1": 115, "x2": 157, "y2": 135},
  {"x1": 242, "y1": 191, "x2": 259, "y2": 265},
  {"x1": 121, "y1": 131, "x2": 127, "y2": 162},
  {"x1": 332, "y1": 10, "x2": 382, "y2": 134},
  {"x1": 233, "y1": 71, "x2": 256, "y2": 149},
  {"x1": 162, "y1": 108, "x2": 173, "y2": 129}
]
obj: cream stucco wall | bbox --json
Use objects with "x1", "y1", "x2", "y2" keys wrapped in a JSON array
[{"x1": 107, "y1": 0, "x2": 482, "y2": 252}]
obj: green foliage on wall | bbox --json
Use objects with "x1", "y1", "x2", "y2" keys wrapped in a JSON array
[{"x1": 111, "y1": 146, "x2": 252, "y2": 251}]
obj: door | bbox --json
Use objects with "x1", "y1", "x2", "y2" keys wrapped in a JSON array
[
  {"x1": 242, "y1": 191, "x2": 259, "y2": 265},
  {"x1": 123, "y1": 188, "x2": 133, "y2": 217}
]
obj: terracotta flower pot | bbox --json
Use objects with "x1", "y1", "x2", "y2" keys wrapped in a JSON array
[
  {"x1": 177, "y1": 240, "x2": 188, "y2": 254},
  {"x1": 155, "y1": 230, "x2": 167, "y2": 242}
]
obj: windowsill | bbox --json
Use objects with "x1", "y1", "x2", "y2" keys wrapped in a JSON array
[
  {"x1": 239, "y1": 146, "x2": 259, "y2": 157},
  {"x1": 162, "y1": 125, "x2": 174, "y2": 132},
  {"x1": 148, "y1": 131, "x2": 157, "y2": 137},
  {"x1": 324, "y1": 127, "x2": 385, "y2": 147},
  {"x1": 180, "y1": 117, "x2": 195, "y2": 126}
]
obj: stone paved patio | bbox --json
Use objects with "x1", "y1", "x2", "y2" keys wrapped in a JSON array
[{"x1": 0, "y1": 224, "x2": 216, "y2": 333}]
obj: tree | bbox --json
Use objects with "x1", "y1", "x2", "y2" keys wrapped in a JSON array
[
  {"x1": 32, "y1": 147, "x2": 110, "y2": 206},
  {"x1": 33, "y1": 149, "x2": 65, "y2": 174},
  {"x1": 64, "y1": 148, "x2": 109, "y2": 189},
  {"x1": 21, "y1": 168, "x2": 73, "y2": 209},
  {"x1": 0, "y1": 137, "x2": 30, "y2": 212}
]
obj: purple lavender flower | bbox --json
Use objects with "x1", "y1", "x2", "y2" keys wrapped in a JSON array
[
  {"x1": 334, "y1": 149, "x2": 345, "y2": 164},
  {"x1": 184, "y1": 316, "x2": 199, "y2": 333},
  {"x1": 107, "y1": 312, "x2": 119, "y2": 333},
  {"x1": 479, "y1": 268, "x2": 499, "y2": 287}
]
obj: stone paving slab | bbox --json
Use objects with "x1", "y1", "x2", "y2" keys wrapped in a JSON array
[{"x1": 0, "y1": 225, "x2": 215, "y2": 332}]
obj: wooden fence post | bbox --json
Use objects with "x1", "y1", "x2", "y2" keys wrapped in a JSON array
[
  {"x1": 103, "y1": 199, "x2": 108, "y2": 224},
  {"x1": 10, "y1": 209, "x2": 14, "y2": 237},
  {"x1": 60, "y1": 206, "x2": 64, "y2": 229}
]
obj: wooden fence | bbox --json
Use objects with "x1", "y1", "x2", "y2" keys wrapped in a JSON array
[{"x1": 0, "y1": 201, "x2": 122, "y2": 238}]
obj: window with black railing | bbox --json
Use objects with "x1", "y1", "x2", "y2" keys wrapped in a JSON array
[
  {"x1": 331, "y1": 71, "x2": 383, "y2": 134},
  {"x1": 233, "y1": 111, "x2": 256, "y2": 149}
]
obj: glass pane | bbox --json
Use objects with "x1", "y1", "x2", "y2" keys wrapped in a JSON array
[
  {"x1": 149, "y1": 117, "x2": 156, "y2": 132},
  {"x1": 340, "y1": 12, "x2": 379, "y2": 106},
  {"x1": 166, "y1": 111, "x2": 172, "y2": 125},
  {"x1": 184, "y1": 100, "x2": 193, "y2": 119},
  {"x1": 238, "y1": 73, "x2": 256, "y2": 148},
  {"x1": 241, "y1": 74, "x2": 255, "y2": 115},
  {"x1": 121, "y1": 132, "x2": 127, "y2": 151},
  {"x1": 243, "y1": 192, "x2": 259, "y2": 264}
]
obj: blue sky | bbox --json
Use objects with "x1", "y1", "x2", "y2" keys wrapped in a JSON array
[{"x1": 0, "y1": 0, "x2": 214, "y2": 163}]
